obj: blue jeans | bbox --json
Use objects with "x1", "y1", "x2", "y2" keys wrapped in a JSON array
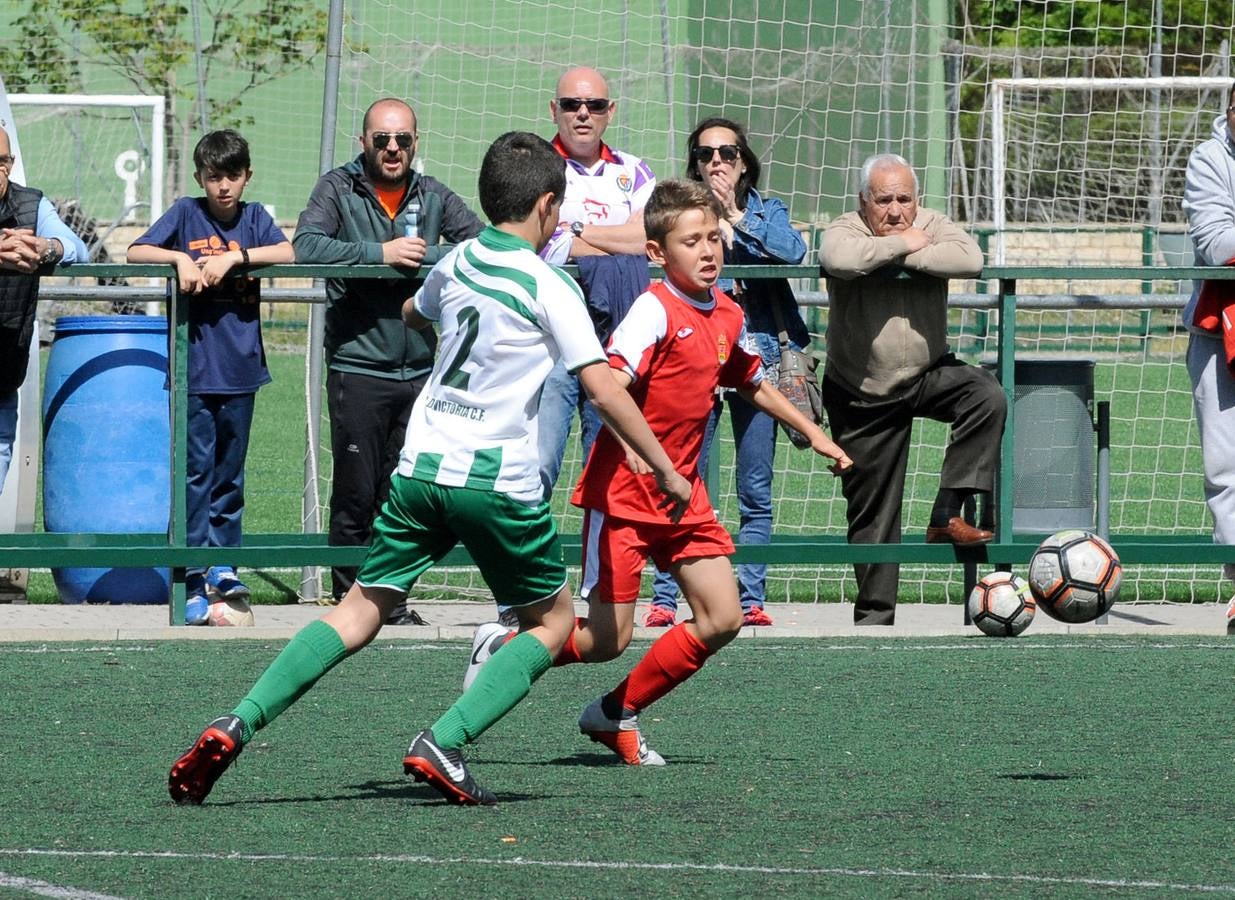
[
  {"x1": 537, "y1": 358, "x2": 602, "y2": 500},
  {"x1": 0, "y1": 390, "x2": 16, "y2": 495},
  {"x1": 186, "y1": 392, "x2": 256, "y2": 580}
]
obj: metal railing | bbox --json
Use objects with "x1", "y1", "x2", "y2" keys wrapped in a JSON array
[{"x1": 3, "y1": 261, "x2": 1231, "y2": 623}]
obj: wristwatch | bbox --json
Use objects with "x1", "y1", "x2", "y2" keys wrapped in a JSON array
[
  {"x1": 570, "y1": 220, "x2": 586, "y2": 237},
  {"x1": 38, "y1": 239, "x2": 62, "y2": 267}
]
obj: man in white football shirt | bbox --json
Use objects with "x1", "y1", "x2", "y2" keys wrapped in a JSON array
[{"x1": 536, "y1": 66, "x2": 658, "y2": 503}]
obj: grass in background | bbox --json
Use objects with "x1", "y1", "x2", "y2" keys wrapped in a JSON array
[{"x1": 1, "y1": 635, "x2": 1233, "y2": 897}]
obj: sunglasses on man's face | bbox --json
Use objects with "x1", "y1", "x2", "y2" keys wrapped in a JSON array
[
  {"x1": 556, "y1": 97, "x2": 611, "y2": 114},
  {"x1": 370, "y1": 132, "x2": 414, "y2": 150},
  {"x1": 691, "y1": 144, "x2": 740, "y2": 165}
]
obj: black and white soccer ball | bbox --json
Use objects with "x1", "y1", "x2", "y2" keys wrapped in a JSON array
[
  {"x1": 1027, "y1": 530, "x2": 1122, "y2": 623},
  {"x1": 967, "y1": 571, "x2": 1036, "y2": 637}
]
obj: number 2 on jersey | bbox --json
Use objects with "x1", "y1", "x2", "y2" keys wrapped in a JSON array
[{"x1": 440, "y1": 305, "x2": 480, "y2": 390}]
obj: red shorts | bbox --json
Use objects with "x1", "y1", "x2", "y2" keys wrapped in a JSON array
[{"x1": 578, "y1": 509, "x2": 735, "y2": 604}]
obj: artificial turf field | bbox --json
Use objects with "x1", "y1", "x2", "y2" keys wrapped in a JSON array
[{"x1": 1, "y1": 635, "x2": 1233, "y2": 898}]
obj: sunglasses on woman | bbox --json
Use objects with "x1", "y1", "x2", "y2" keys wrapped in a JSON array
[{"x1": 692, "y1": 144, "x2": 740, "y2": 165}]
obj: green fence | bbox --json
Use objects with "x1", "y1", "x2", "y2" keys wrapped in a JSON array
[{"x1": 2, "y1": 262, "x2": 1229, "y2": 623}]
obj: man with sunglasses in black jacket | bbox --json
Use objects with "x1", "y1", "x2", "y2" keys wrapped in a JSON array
[{"x1": 294, "y1": 98, "x2": 483, "y2": 622}]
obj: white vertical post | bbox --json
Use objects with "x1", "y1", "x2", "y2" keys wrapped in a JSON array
[{"x1": 990, "y1": 81, "x2": 1006, "y2": 267}]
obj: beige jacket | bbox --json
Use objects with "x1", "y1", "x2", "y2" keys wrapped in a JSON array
[{"x1": 819, "y1": 207, "x2": 983, "y2": 398}]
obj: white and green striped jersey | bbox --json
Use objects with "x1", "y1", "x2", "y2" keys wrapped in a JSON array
[{"x1": 396, "y1": 225, "x2": 605, "y2": 503}]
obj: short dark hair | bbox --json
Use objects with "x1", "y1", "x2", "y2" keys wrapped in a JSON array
[
  {"x1": 684, "y1": 116, "x2": 761, "y2": 210},
  {"x1": 643, "y1": 179, "x2": 723, "y2": 245},
  {"x1": 192, "y1": 130, "x2": 250, "y2": 175},
  {"x1": 478, "y1": 131, "x2": 566, "y2": 224}
]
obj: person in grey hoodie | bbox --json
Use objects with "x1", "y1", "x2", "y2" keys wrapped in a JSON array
[
  {"x1": 819, "y1": 153, "x2": 1002, "y2": 626},
  {"x1": 294, "y1": 98, "x2": 483, "y2": 620},
  {"x1": 1181, "y1": 87, "x2": 1235, "y2": 628}
]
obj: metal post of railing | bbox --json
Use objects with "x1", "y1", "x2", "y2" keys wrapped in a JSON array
[
  {"x1": 1096, "y1": 400, "x2": 1111, "y2": 625},
  {"x1": 168, "y1": 276, "x2": 188, "y2": 625},
  {"x1": 995, "y1": 277, "x2": 1017, "y2": 547}
]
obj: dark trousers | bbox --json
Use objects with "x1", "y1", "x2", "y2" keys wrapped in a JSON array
[
  {"x1": 821, "y1": 355, "x2": 1006, "y2": 625},
  {"x1": 186, "y1": 392, "x2": 256, "y2": 580},
  {"x1": 326, "y1": 369, "x2": 425, "y2": 599}
]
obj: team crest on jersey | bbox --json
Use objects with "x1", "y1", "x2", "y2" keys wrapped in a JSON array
[
  {"x1": 616, "y1": 172, "x2": 633, "y2": 193},
  {"x1": 717, "y1": 332, "x2": 729, "y2": 363}
]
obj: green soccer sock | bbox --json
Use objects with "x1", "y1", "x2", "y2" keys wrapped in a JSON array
[
  {"x1": 431, "y1": 632, "x2": 552, "y2": 749},
  {"x1": 231, "y1": 619, "x2": 349, "y2": 744}
]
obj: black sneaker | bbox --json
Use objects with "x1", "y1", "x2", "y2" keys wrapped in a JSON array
[
  {"x1": 386, "y1": 607, "x2": 429, "y2": 626},
  {"x1": 403, "y1": 730, "x2": 496, "y2": 805},
  {"x1": 168, "y1": 714, "x2": 244, "y2": 805}
]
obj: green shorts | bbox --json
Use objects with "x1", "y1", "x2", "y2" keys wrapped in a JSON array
[{"x1": 356, "y1": 474, "x2": 568, "y2": 607}]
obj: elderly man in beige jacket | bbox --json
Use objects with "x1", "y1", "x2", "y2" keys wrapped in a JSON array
[{"x1": 820, "y1": 153, "x2": 1004, "y2": 626}]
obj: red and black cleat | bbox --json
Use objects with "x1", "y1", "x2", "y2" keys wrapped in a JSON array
[{"x1": 168, "y1": 714, "x2": 244, "y2": 805}]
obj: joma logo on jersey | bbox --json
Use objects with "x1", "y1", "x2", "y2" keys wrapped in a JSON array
[
  {"x1": 717, "y1": 332, "x2": 729, "y2": 363},
  {"x1": 187, "y1": 235, "x2": 241, "y2": 256}
]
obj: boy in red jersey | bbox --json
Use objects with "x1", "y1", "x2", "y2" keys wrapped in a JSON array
[{"x1": 561, "y1": 178, "x2": 852, "y2": 765}]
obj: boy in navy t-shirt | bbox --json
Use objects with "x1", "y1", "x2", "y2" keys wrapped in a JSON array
[{"x1": 128, "y1": 130, "x2": 293, "y2": 625}]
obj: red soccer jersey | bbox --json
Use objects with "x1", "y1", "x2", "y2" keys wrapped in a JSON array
[{"x1": 572, "y1": 279, "x2": 763, "y2": 523}]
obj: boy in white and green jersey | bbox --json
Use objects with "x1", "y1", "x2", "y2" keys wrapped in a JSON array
[
  {"x1": 168, "y1": 131, "x2": 690, "y2": 807},
  {"x1": 393, "y1": 225, "x2": 600, "y2": 502}
]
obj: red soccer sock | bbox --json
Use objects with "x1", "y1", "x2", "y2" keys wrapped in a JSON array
[
  {"x1": 552, "y1": 617, "x2": 588, "y2": 667},
  {"x1": 607, "y1": 623, "x2": 714, "y2": 714}
]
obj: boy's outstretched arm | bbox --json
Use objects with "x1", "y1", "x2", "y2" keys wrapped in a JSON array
[
  {"x1": 127, "y1": 244, "x2": 206, "y2": 294},
  {"x1": 199, "y1": 240, "x2": 294, "y2": 287},
  {"x1": 577, "y1": 361, "x2": 692, "y2": 522},
  {"x1": 738, "y1": 380, "x2": 854, "y2": 475}
]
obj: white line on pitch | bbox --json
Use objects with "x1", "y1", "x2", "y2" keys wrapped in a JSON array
[
  {"x1": 1, "y1": 849, "x2": 1232, "y2": 894},
  {"x1": 0, "y1": 870, "x2": 125, "y2": 900}
]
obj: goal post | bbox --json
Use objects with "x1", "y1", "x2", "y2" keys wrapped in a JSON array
[
  {"x1": 988, "y1": 76, "x2": 1232, "y2": 265},
  {"x1": 7, "y1": 93, "x2": 166, "y2": 233}
]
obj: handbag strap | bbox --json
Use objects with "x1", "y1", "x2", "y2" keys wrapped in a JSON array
[{"x1": 769, "y1": 296, "x2": 792, "y2": 348}]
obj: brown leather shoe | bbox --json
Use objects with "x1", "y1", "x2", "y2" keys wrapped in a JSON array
[{"x1": 925, "y1": 517, "x2": 995, "y2": 546}]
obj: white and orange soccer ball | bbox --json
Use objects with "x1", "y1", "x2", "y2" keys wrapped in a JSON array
[
  {"x1": 1027, "y1": 530, "x2": 1122, "y2": 623},
  {"x1": 207, "y1": 598, "x2": 255, "y2": 627},
  {"x1": 967, "y1": 571, "x2": 1036, "y2": 637}
]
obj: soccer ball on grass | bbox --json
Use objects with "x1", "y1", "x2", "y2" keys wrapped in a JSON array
[
  {"x1": 207, "y1": 598, "x2": 255, "y2": 627},
  {"x1": 1026, "y1": 530, "x2": 1121, "y2": 623},
  {"x1": 967, "y1": 571, "x2": 1036, "y2": 637}
]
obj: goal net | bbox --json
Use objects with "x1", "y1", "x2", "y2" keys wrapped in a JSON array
[
  {"x1": 271, "y1": 1, "x2": 1230, "y2": 607},
  {"x1": 9, "y1": 3, "x2": 1227, "y2": 607}
]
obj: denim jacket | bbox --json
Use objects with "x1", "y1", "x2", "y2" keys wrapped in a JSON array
[{"x1": 723, "y1": 189, "x2": 810, "y2": 367}]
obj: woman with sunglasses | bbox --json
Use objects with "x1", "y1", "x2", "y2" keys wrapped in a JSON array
[{"x1": 644, "y1": 116, "x2": 809, "y2": 629}]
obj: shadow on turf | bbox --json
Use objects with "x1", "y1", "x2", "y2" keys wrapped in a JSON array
[{"x1": 197, "y1": 778, "x2": 546, "y2": 806}]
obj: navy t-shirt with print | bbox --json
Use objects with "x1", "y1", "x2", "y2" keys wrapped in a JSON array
[{"x1": 132, "y1": 196, "x2": 286, "y2": 394}]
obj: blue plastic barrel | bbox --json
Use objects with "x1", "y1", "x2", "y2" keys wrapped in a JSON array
[{"x1": 42, "y1": 316, "x2": 170, "y2": 604}]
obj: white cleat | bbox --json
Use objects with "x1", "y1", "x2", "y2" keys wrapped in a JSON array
[{"x1": 462, "y1": 622, "x2": 513, "y2": 691}]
